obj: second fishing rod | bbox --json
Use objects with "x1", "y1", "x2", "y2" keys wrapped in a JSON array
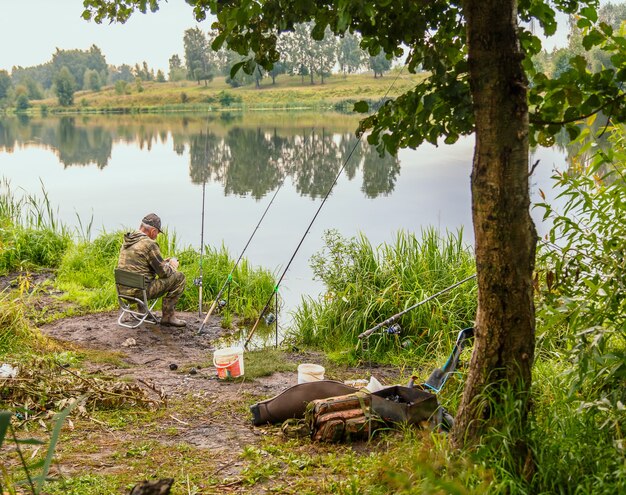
[{"x1": 197, "y1": 178, "x2": 286, "y2": 334}]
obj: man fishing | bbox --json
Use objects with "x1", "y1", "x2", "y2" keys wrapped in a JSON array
[{"x1": 117, "y1": 213, "x2": 187, "y2": 327}]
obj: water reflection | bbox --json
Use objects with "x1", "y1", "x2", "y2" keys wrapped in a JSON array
[{"x1": 0, "y1": 114, "x2": 400, "y2": 199}]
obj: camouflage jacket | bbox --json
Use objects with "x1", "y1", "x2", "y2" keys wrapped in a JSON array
[{"x1": 117, "y1": 231, "x2": 174, "y2": 285}]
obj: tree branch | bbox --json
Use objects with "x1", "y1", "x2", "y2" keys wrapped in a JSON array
[{"x1": 529, "y1": 92, "x2": 626, "y2": 126}]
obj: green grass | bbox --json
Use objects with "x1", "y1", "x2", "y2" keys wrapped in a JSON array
[
  {"x1": 290, "y1": 228, "x2": 477, "y2": 366},
  {"x1": 0, "y1": 291, "x2": 44, "y2": 357},
  {"x1": 236, "y1": 349, "x2": 297, "y2": 380},
  {"x1": 0, "y1": 179, "x2": 72, "y2": 274},
  {"x1": 0, "y1": 182, "x2": 277, "y2": 318}
]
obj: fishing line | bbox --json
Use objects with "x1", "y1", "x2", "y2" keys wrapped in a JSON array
[
  {"x1": 198, "y1": 177, "x2": 286, "y2": 334},
  {"x1": 243, "y1": 66, "x2": 408, "y2": 349}
]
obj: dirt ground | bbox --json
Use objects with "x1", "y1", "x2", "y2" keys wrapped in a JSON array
[
  {"x1": 33, "y1": 308, "x2": 397, "y2": 492},
  {"x1": 39, "y1": 310, "x2": 307, "y2": 446}
]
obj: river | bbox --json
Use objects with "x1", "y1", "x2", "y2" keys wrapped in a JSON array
[{"x1": 0, "y1": 112, "x2": 566, "y2": 316}]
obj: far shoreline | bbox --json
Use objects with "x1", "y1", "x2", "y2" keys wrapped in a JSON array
[{"x1": 0, "y1": 71, "x2": 425, "y2": 116}]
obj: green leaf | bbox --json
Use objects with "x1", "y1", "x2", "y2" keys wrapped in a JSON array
[
  {"x1": 243, "y1": 58, "x2": 257, "y2": 75},
  {"x1": 353, "y1": 101, "x2": 369, "y2": 113},
  {"x1": 582, "y1": 30, "x2": 605, "y2": 51},
  {"x1": 563, "y1": 106, "x2": 580, "y2": 122},
  {"x1": 36, "y1": 400, "x2": 81, "y2": 494},
  {"x1": 230, "y1": 61, "x2": 246, "y2": 79},
  {"x1": 212, "y1": 33, "x2": 226, "y2": 51},
  {"x1": 599, "y1": 22, "x2": 613, "y2": 37},
  {"x1": 337, "y1": 9, "x2": 351, "y2": 32},
  {"x1": 580, "y1": 6, "x2": 599, "y2": 23},
  {"x1": 570, "y1": 55, "x2": 588, "y2": 73}
]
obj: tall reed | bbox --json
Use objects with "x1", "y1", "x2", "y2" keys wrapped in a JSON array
[
  {"x1": 290, "y1": 228, "x2": 476, "y2": 364},
  {"x1": 0, "y1": 180, "x2": 71, "y2": 274}
]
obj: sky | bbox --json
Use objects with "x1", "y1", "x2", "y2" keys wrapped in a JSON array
[
  {"x1": 0, "y1": 0, "x2": 584, "y2": 75},
  {"x1": 0, "y1": 0, "x2": 207, "y2": 73}
]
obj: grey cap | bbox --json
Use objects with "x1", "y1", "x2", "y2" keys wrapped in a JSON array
[{"x1": 142, "y1": 213, "x2": 162, "y2": 233}]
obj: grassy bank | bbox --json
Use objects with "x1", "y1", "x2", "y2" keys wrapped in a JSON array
[
  {"x1": 0, "y1": 180, "x2": 276, "y2": 326},
  {"x1": 2, "y1": 167, "x2": 626, "y2": 493},
  {"x1": 28, "y1": 71, "x2": 425, "y2": 114}
]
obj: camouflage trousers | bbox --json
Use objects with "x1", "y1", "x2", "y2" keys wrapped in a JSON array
[{"x1": 146, "y1": 271, "x2": 186, "y2": 304}]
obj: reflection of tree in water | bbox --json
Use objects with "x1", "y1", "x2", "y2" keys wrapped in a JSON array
[
  {"x1": 288, "y1": 129, "x2": 343, "y2": 199},
  {"x1": 337, "y1": 133, "x2": 360, "y2": 181},
  {"x1": 0, "y1": 118, "x2": 19, "y2": 152},
  {"x1": 284, "y1": 129, "x2": 399, "y2": 199},
  {"x1": 55, "y1": 117, "x2": 113, "y2": 169},
  {"x1": 0, "y1": 115, "x2": 45, "y2": 153},
  {"x1": 0, "y1": 116, "x2": 113, "y2": 168},
  {"x1": 185, "y1": 126, "x2": 401, "y2": 199},
  {"x1": 361, "y1": 147, "x2": 401, "y2": 198},
  {"x1": 189, "y1": 130, "x2": 231, "y2": 185},
  {"x1": 335, "y1": 132, "x2": 401, "y2": 197},
  {"x1": 0, "y1": 115, "x2": 401, "y2": 199},
  {"x1": 224, "y1": 128, "x2": 285, "y2": 199}
]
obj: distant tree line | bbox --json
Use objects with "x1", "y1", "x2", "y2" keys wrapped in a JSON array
[
  {"x1": 175, "y1": 24, "x2": 394, "y2": 88},
  {"x1": 0, "y1": 22, "x2": 396, "y2": 109},
  {"x1": 0, "y1": 44, "x2": 165, "y2": 109}
]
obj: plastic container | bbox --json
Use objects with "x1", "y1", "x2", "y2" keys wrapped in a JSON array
[
  {"x1": 297, "y1": 363, "x2": 325, "y2": 384},
  {"x1": 213, "y1": 347, "x2": 244, "y2": 379}
]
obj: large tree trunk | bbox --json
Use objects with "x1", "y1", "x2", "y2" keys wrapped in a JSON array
[{"x1": 451, "y1": 0, "x2": 537, "y2": 449}]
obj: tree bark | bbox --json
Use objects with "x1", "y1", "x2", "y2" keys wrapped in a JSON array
[{"x1": 451, "y1": 0, "x2": 537, "y2": 449}]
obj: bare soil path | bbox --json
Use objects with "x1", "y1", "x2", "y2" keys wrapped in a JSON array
[
  {"x1": 39, "y1": 310, "x2": 299, "y2": 448},
  {"x1": 34, "y1": 310, "x2": 393, "y2": 493}
]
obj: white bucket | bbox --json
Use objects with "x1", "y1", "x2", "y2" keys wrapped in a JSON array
[
  {"x1": 213, "y1": 347, "x2": 245, "y2": 379},
  {"x1": 298, "y1": 363, "x2": 325, "y2": 384}
]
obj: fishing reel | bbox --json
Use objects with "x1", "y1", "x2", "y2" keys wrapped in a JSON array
[
  {"x1": 264, "y1": 312, "x2": 276, "y2": 325},
  {"x1": 384, "y1": 323, "x2": 402, "y2": 335},
  {"x1": 193, "y1": 277, "x2": 203, "y2": 287},
  {"x1": 218, "y1": 299, "x2": 227, "y2": 308}
]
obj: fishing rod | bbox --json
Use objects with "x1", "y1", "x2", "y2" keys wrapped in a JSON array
[
  {"x1": 244, "y1": 82, "x2": 413, "y2": 350},
  {"x1": 195, "y1": 122, "x2": 211, "y2": 316},
  {"x1": 197, "y1": 179, "x2": 206, "y2": 317},
  {"x1": 198, "y1": 179, "x2": 286, "y2": 334},
  {"x1": 357, "y1": 274, "x2": 477, "y2": 341}
]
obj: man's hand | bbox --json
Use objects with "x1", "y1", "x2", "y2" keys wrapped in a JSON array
[{"x1": 166, "y1": 257, "x2": 179, "y2": 270}]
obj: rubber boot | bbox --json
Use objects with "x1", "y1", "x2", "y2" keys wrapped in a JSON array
[{"x1": 160, "y1": 298, "x2": 186, "y2": 327}]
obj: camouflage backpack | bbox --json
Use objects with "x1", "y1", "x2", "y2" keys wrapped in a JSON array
[{"x1": 304, "y1": 391, "x2": 384, "y2": 442}]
